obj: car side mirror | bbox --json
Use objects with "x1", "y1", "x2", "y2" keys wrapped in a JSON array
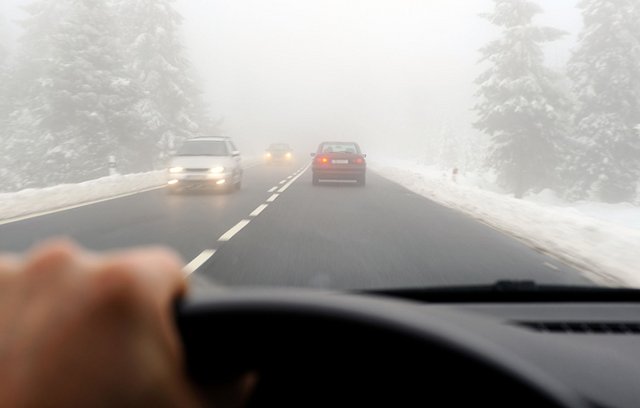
[
  {"x1": 363, "y1": 153, "x2": 367, "y2": 158},
  {"x1": 310, "y1": 153, "x2": 316, "y2": 157},
  {"x1": 232, "y1": 151, "x2": 240, "y2": 157}
]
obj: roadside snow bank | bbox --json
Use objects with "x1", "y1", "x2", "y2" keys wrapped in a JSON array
[
  {"x1": 0, "y1": 171, "x2": 165, "y2": 222},
  {"x1": 0, "y1": 156, "x2": 264, "y2": 223},
  {"x1": 371, "y1": 159, "x2": 640, "y2": 287}
]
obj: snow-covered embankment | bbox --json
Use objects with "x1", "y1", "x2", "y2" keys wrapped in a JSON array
[{"x1": 0, "y1": 171, "x2": 166, "y2": 223}]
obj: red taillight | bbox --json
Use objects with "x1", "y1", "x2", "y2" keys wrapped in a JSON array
[
  {"x1": 318, "y1": 157, "x2": 328, "y2": 164},
  {"x1": 354, "y1": 158, "x2": 364, "y2": 164}
]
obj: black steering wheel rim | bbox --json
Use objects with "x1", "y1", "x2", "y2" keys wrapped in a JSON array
[{"x1": 176, "y1": 289, "x2": 586, "y2": 408}]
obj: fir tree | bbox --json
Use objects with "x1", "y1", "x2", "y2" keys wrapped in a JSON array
[
  {"x1": 118, "y1": 0, "x2": 209, "y2": 167},
  {"x1": 474, "y1": 0, "x2": 567, "y2": 198},
  {"x1": 9, "y1": 0, "x2": 141, "y2": 186},
  {"x1": 567, "y1": 0, "x2": 640, "y2": 202}
]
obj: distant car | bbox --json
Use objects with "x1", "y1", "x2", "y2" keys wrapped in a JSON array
[
  {"x1": 167, "y1": 137, "x2": 243, "y2": 193},
  {"x1": 311, "y1": 142, "x2": 366, "y2": 186},
  {"x1": 265, "y1": 143, "x2": 293, "y2": 163}
]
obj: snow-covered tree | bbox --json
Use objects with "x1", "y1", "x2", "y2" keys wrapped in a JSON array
[
  {"x1": 7, "y1": 0, "x2": 142, "y2": 187},
  {"x1": 474, "y1": 0, "x2": 568, "y2": 198},
  {"x1": 0, "y1": 13, "x2": 22, "y2": 190},
  {"x1": 117, "y1": 0, "x2": 211, "y2": 167},
  {"x1": 0, "y1": 13, "x2": 8, "y2": 69},
  {"x1": 0, "y1": 13, "x2": 9, "y2": 119},
  {"x1": 567, "y1": 0, "x2": 640, "y2": 202}
]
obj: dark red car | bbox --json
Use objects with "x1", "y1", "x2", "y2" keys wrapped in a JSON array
[{"x1": 311, "y1": 142, "x2": 367, "y2": 186}]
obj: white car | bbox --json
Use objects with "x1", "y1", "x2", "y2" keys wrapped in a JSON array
[{"x1": 167, "y1": 137, "x2": 243, "y2": 193}]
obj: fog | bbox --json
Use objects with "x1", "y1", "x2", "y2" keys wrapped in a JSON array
[
  {"x1": 4, "y1": 0, "x2": 638, "y2": 203},
  {"x1": 176, "y1": 0, "x2": 580, "y2": 156},
  {"x1": 1, "y1": 0, "x2": 579, "y2": 156}
]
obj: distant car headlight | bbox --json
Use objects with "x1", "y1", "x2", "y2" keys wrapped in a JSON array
[
  {"x1": 265, "y1": 152, "x2": 272, "y2": 158},
  {"x1": 169, "y1": 167, "x2": 184, "y2": 173},
  {"x1": 285, "y1": 152, "x2": 292, "y2": 159},
  {"x1": 209, "y1": 166, "x2": 225, "y2": 174}
]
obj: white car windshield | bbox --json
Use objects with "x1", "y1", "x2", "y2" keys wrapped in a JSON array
[{"x1": 178, "y1": 141, "x2": 229, "y2": 157}]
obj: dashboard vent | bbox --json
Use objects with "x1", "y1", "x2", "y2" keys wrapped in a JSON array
[{"x1": 515, "y1": 321, "x2": 640, "y2": 334}]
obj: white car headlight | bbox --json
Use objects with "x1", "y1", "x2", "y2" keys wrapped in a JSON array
[
  {"x1": 169, "y1": 167, "x2": 184, "y2": 173},
  {"x1": 209, "y1": 166, "x2": 225, "y2": 174}
]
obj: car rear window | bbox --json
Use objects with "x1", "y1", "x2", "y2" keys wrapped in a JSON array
[{"x1": 320, "y1": 143, "x2": 359, "y2": 154}]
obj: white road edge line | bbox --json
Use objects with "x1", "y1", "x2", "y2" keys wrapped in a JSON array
[
  {"x1": 266, "y1": 194, "x2": 279, "y2": 202},
  {"x1": 278, "y1": 164, "x2": 310, "y2": 193},
  {"x1": 268, "y1": 186, "x2": 277, "y2": 193},
  {"x1": 218, "y1": 219, "x2": 251, "y2": 242},
  {"x1": 0, "y1": 185, "x2": 165, "y2": 226},
  {"x1": 543, "y1": 262, "x2": 560, "y2": 271},
  {"x1": 183, "y1": 249, "x2": 216, "y2": 275},
  {"x1": 250, "y1": 204, "x2": 269, "y2": 217},
  {"x1": 278, "y1": 180, "x2": 286, "y2": 184}
]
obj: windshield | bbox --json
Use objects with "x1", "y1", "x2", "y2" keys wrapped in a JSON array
[
  {"x1": 177, "y1": 140, "x2": 229, "y2": 156},
  {"x1": 0, "y1": 0, "x2": 638, "y2": 293},
  {"x1": 269, "y1": 144, "x2": 290, "y2": 151}
]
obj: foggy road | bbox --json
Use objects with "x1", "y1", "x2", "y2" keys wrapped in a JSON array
[{"x1": 0, "y1": 160, "x2": 592, "y2": 290}]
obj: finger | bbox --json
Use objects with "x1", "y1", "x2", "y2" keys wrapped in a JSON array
[
  {"x1": 21, "y1": 239, "x2": 84, "y2": 285},
  {"x1": 98, "y1": 246, "x2": 187, "y2": 306},
  {"x1": 0, "y1": 254, "x2": 20, "y2": 275},
  {"x1": 88, "y1": 247, "x2": 188, "y2": 363},
  {"x1": 0, "y1": 254, "x2": 21, "y2": 305}
]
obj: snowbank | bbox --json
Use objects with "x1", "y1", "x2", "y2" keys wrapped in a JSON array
[
  {"x1": 0, "y1": 171, "x2": 166, "y2": 223},
  {"x1": 0, "y1": 156, "x2": 263, "y2": 223},
  {"x1": 371, "y1": 159, "x2": 640, "y2": 287}
]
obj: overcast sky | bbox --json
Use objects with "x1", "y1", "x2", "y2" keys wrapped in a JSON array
[{"x1": 1, "y1": 0, "x2": 581, "y2": 156}]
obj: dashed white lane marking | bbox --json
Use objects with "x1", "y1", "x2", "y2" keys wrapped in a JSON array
[
  {"x1": 190, "y1": 166, "x2": 308, "y2": 274},
  {"x1": 250, "y1": 204, "x2": 269, "y2": 217},
  {"x1": 219, "y1": 219, "x2": 251, "y2": 242},
  {"x1": 278, "y1": 164, "x2": 310, "y2": 193},
  {"x1": 268, "y1": 186, "x2": 277, "y2": 193},
  {"x1": 183, "y1": 249, "x2": 216, "y2": 275},
  {"x1": 543, "y1": 262, "x2": 560, "y2": 271}
]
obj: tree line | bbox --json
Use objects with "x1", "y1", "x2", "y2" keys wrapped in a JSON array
[
  {"x1": 0, "y1": 0, "x2": 216, "y2": 191},
  {"x1": 474, "y1": 0, "x2": 640, "y2": 203}
]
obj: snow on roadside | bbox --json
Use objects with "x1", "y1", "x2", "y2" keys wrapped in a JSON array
[
  {"x1": 0, "y1": 171, "x2": 166, "y2": 223},
  {"x1": 525, "y1": 189, "x2": 640, "y2": 230},
  {"x1": 371, "y1": 159, "x2": 640, "y2": 287},
  {"x1": 0, "y1": 155, "x2": 264, "y2": 223}
]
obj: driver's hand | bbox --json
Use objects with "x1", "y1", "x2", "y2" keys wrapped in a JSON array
[{"x1": 0, "y1": 240, "x2": 201, "y2": 407}]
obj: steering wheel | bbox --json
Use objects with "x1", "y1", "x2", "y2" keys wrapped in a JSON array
[{"x1": 176, "y1": 290, "x2": 586, "y2": 407}]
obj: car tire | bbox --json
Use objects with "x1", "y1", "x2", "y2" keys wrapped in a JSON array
[
  {"x1": 312, "y1": 174, "x2": 320, "y2": 186},
  {"x1": 357, "y1": 174, "x2": 366, "y2": 187}
]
